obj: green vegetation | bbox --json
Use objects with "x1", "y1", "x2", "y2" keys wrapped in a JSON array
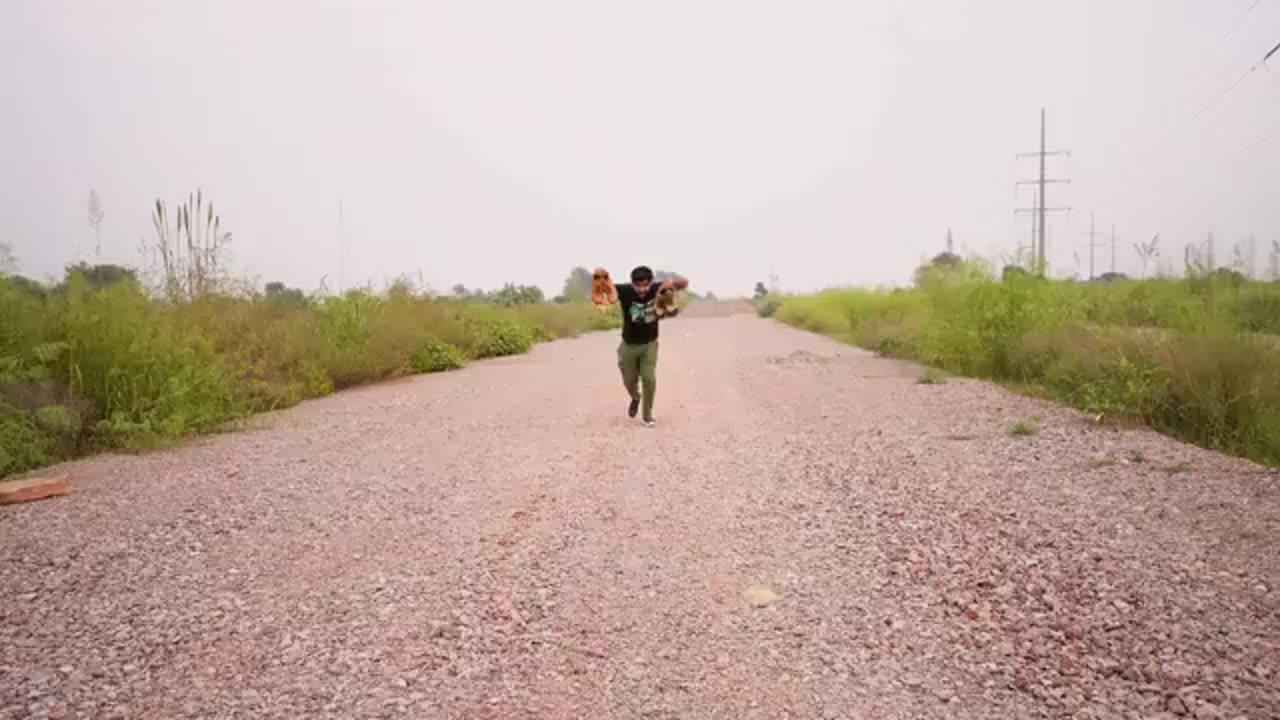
[
  {"x1": 409, "y1": 338, "x2": 468, "y2": 374},
  {"x1": 0, "y1": 270, "x2": 619, "y2": 477},
  {"x1": 755, "y1": 295, "x2": 783, "y2": 318},
  {"x1": 0, "y1": 217, "x2": 622, "y2": 477},
  {"x1": 772, "y1": 261, "x2": 1280, "y2": 466},
  {"x1": 1008, "y1": 418, "x2": 1039, "y2": 437}
]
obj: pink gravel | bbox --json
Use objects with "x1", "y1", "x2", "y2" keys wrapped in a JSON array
[{"x1": 2, "y1": 312, "x2": 1278, "y2": 719}]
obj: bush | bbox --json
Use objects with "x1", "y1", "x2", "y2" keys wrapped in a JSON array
[
  {"x1": 61, "y1": 275, "x2": 242, "y2": 444},
  {"x1": 0, "y1": 408, "x2": 52, "y2": 477},
  {"x1": 1236, "y1": 287, "x2": 1280, "y2": 334},
  {"x1": 755, "y1": 295, "x2": 784, "y2": 318},
  {"x1": 466, "y1": 314, "x2": 536, "y2": 358},
  {"x1": 774, "y1": 277, "x2": 1280, "y2": 466},
  {"x1": 410, "y1": 338, "x2": 467, "y2": 373},
  {"x1": 0, "y1": 270, "x2": 615, "y2": 478},
  {"x1": 511, "y1": 302, "x2": 621, "y2": 339}
]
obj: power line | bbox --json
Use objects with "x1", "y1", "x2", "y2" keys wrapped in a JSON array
[
  {"x1": 1177, "y1": 33, "x2": 1280, "y2": 130},
  {"x1": 1176, "y1": 0, "x2": 1266, "y2": 84},
  {"x1": 1115, "y1": 59, "x2": 1260, "y2": 172},
  {"x1": 1103, "y1": 34, "x2": 1280, "y2": 209},
  {"x1": 1183, "y1": 65, "x2": 1256, "y2": 128},
  {"x1": 1106, "y1": 13, "x2": 1278, "y2": 180},
  {"x1": 1217, "y1": 70, "x2": 1280, "y2": 125},
  {"x1": 1265, "y1": 37, "x2": 1280, "y2": 63},
  {"x1": 1225, "y1": 0, "x2": 1266, "y2": 41},
  {"x1": 1109, "y1": 3, "x2": 1266, "y2": 150},
  {"x1": 1151, "y1": 133, "x2": 1272, "y2": 194},
  {"x1": 1188, "y1": 0, "x2": 1267, "y2": 81}
]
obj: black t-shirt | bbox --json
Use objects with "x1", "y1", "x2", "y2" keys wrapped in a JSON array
[{"x1": 617, "y1": 283, "x2": 661, "y2": 345}]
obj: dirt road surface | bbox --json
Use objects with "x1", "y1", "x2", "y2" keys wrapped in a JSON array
[{"x1": 3, "y1": 312, "x2": 1278, "y2": 719}]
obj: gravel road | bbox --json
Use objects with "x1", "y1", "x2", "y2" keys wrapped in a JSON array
[{"x1": 3, "y1": 312, "x2": 1278, "y2": 719}]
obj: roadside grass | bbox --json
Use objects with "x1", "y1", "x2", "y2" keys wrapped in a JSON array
[
  {"x1": 0, "y1": 272, "x2": 621, "y2": 478},
  {"x1": 1008, "y1": 418, "x2": 1039, "y2": 437},
  {"x1": 771, "y1": 274, "x2": 1280, "y2": 466}
]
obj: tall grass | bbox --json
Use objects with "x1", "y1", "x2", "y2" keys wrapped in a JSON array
[
  {"x1": 773, "y1": 274, "x2": 1280, "y2": 466},
  {"x1": 0, "y1": 273, "x2": 620, "y2": 478}
]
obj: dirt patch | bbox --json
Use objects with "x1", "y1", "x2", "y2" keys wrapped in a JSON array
[
  {"x1": 765, "y1": 349, "x2": 834, "y2": 365},
  {"x1": 677, "y1": 298, "x2": 756, "y2": 318}
]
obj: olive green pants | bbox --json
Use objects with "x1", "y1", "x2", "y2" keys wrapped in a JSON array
[{"x1": 617, "y1": 339, "x2": 658, "y2": 420}]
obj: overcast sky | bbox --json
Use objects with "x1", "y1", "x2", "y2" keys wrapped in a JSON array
[{"x1": 2, "y1": 0, "x2": 1277, "y2": 297}]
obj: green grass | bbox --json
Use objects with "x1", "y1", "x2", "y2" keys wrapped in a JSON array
[
  {"x1": 0, "y1": 272, "x2": 622, "y2": 478},
  {"x1": 772, "y1": 271, "x2": 1280, "y2": 466},
  {"x1": 1008, "y1": 418, "x2": 1039, "y2": 437}
]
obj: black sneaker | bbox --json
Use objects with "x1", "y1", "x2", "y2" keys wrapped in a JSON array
[
  {"x1": 642, "y1": 417, "x2": 656, "y2": 428},
  {"x1": 628, "y1": 397, "x2": 640, "y2": 418}
]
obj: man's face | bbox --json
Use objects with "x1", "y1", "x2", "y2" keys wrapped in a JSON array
[{"x1": 632, "y1": 277, "x2": 653, "y2": 297}]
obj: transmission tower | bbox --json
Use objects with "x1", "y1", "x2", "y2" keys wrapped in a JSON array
[
  {"x1": 1079, "y1": 213, "x2": 1105, "y2": 281},
  {"x1": 1014, "y1": 108, "x2": 1072, "y2": 276}
]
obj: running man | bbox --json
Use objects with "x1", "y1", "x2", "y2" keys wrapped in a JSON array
[{"x1": 592, "y1": 265, "x2": 689, "y2": 427}]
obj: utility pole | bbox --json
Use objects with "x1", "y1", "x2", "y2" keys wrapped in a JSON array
[
  {"x1": 1080, "y1": 213, "x2": 1104, "y2": 281},
  {"x1": 1015, "y1": 189, "x2": 1040, "y2": 271},
  {"x1": 1015, "y1": 108, "x2": 1071, "y2": 276},
  {"x1": 1024, "y1": 190, "x2": 1038, "y2": 270},
  {"x1": 1106, "y1": 225, "x2": 1117, "y2": 275},
  {"x1": 1030, "y1": 189, "x2": 1038, "y2": 268},
  {"x1": 1206, "y1": 231, "x2": 1216, "y2": 271},
  {"x1": 338, "y1": 197, "x2": 346, "y2": 294},
  {"x1": 1249, "y1": 234, "x2": 1258, "y2": 279},
  {"x1": 1038, "y1": 108, "x2": 1047, "y2": 270},
  {"x1": 87, "y1": 190, "x2": 104, "y2": 260},
  {"x1": 1088, "y1": 214, "x2": 1095, "y2": 281}
]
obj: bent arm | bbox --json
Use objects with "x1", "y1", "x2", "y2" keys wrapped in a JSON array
[{"x1": 661, "y1": 276, "x2": 689, "y2": 291}]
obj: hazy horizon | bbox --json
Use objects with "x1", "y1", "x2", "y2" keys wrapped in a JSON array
[{"x1": 3, "y1": 0, "x2": 1278, "y2": 298}]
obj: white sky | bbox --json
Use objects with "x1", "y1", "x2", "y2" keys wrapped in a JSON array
[{"x1": 2, "y1": 0, "x2": 1278, "y2": 297}]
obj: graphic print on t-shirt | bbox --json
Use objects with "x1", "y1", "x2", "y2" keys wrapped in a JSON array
[
  {"x1": 629, "y1": 297, "x2": 657, "y2": 325},
  {"x1": 619, "y1": 283, "x2": 662, "y2": 345}
]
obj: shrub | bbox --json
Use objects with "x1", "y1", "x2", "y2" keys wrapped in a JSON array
[
  {"x1": 774, "y1": 276, "x2": 1280, "y2": 466},
  {"x1": 756, "y1": 295, "x2": 784, "y2": 318},
  {"x1": 1237, "y1": 288, "x2": 1280, "y2": 334},
  {"x1": 61, "y1": 275, "x2": 241, "y2": 444},
  {"x1": 466, "y1": 314, "x2": 535, "y2": 358},
  {"x1": 0, "y1": 408, "x2": 51, "y2": 477},
  {"x1": 0, "y1": 267, "x2": 615, "y2": 478},
  {"x1": 511, "y1": 302, "x2": 621, "y2": 339},
  {"x1": 410, "y1": 338, "x2": 467, "y2": 373}
]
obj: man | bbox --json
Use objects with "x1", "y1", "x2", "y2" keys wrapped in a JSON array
[{"x1": 592, "y1": 265, "x2": 688, "y2": 427}]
